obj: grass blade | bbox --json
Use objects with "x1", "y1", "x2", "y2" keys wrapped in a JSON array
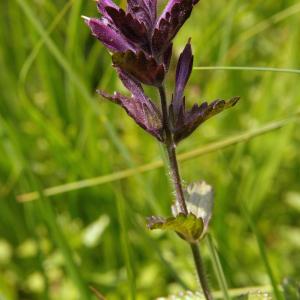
[
  {"x1": 236, "y1": 3, "x2": 300, "y2": 46},
  {"x1": 19, "y1": 0, "x2": 74, "y2": 83},
  {"x1": 206, "y1": 234, "x2": 231, "y2": 300},
  {"x1": 15, "y1": 0, "x2": 90, "y2": 101},
  {"x1": 194, "y1": 66, "x2": 300, "y2": 75},
  {"x1": 227, "y1": 2, "x2": 300, "y2": 59}
]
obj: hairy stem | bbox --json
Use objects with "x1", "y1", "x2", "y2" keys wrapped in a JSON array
[
  {"x1": 158, "y1": 85, "x2": 213, "y2": 300},
  {"x1": 158, "y1": 86, "x2": 188, "y2": 214}
]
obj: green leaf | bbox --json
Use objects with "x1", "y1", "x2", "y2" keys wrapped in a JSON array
[
  {"x1": 147, "y1": 181, "x2": 214, "y2": 242},
  {"x1": 173, "y1": 181, "x2": 214, "y2": 232},
  {"x1": 147, "y1": 213, "x2": 204, "y2": 243}
]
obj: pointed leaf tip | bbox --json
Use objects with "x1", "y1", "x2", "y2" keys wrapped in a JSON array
[
  {"x1": 173, "y1": 96, "x2": 240, "y2": 143},
  {"x1": 97, "y1": 88, "x2": 164, "y2": 141},
  {"x1": 81, "y1": 15, "x2": 90, "y2": 22},
  {"x1": 153, "y1": 0, "x2": 199, "y2": 55},
  {"x1": 171, "y1": 39, "x2": 194, "y2": 119}
]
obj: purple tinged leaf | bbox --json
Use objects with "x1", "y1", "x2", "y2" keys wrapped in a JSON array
[
  {"x1": 172, "y1": 40, "x2": 193, "y2": 116},
  {"x1": 127, "y1": 0, "x2": 157, "y2": 29},
  {"x1": 85, "y1": 0, "x2": 200, "y2": 68},
  {"x1": 116, "y1": 70, "x2": 165, "y2": 137},
  {"x1": 173, "y1": 96, "x2": 240, "y2": 143},
  {"x1": 117, "y1": 69, "x2": 151, "y2": 103},
  {"x1": 96, "y1": 0, "x2": 118, "y2": 20},
  {"x1": 163, "y1": 43, "x2": 173, "y2": 72},
  {"x1": 144, "y1": 0, "x2": 158, "y2": 24},
  {"x1": 112, "y1": 50, "x2": 165, "y2": 86},
  {"x1": 152, "y1": 0, "x2": 199, "y2": 55},
  {"x1": 159, "y1": 0, "x2": 180, "y2": 20},
  {"x1": 161, "y1": 0, "x2": 199, "y2": 19},
  {"x1": 97, "y1": 88, "x2": 164, "y2": 141},
  {"x1": 105, "y1": 7, "x2": 149, "y2": 50},
  {"x1": 83, "y1": 17, "x2": 134, "y2": 52}
]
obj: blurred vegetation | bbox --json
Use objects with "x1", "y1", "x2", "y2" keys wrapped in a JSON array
[{"x1": 0, "y1": 0, "x2": 300, "y2": 299}]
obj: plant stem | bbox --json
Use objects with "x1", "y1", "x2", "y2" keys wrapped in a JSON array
[
  {"x1": 166, "y1": 142, "x2": 189, "y2": 214},
  {"x1": 158, "y1": 86, "x2": 188, "y2": 214},
  {"x1": 158, "y1": 85, "x2": 213, "y2": 300}
]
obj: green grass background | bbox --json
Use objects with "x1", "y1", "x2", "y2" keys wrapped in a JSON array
[{"x1": 0, "y1": 0, "x2": 300, "y2": 299}]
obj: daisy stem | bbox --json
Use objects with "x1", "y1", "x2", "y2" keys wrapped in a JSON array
[{"x1": 158, "y1": 85, "x2": 213, "y2": 300}]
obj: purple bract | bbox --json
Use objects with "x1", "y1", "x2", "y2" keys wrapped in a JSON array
[
  {"x1": 169, "y1": 41, "x2": 240, "y2": 143},
  {"x1": 83, "y1": 0, "x2": 199, "y2": 86}
]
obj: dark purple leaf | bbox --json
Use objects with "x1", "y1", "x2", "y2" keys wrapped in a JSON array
[
  {"x1": 127, "y1": 0, "x2": 157, "y2": 29},
  {"x1": 112, "y1": 50, "x2": 165, "y2": 86},
  {"x1": 171, "y1": 40, "x2": 193, "y2": 117},
  {"x1": 96, "y1": 0, "x2": 118, "y2": 20},
  {"x1": 83, "y1": 17, "x2": 133, "y2": 52},
  {"x1": 152, "y1": 0, "x2": 199, "y2": 55},
  {"x1": 163, "y1": 43, "x2": 173, "y2": 72},
  {"x1": 105, "y1": 7, "x2": 150, "y2": 51},
  {"x1": 117, "y1": 69, "x2": 144, "y2": 97},
  {"x1": 173, "y1": 96, "x2": 240, "y2": 143},
  {"x1": 97, "y1": 89, "x2": 164, "y2": 141}
]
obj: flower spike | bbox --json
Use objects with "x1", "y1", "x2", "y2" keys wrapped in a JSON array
[
  {"x1": 84, "y1": 0, "x2": 200, "y2": 88},
  {"x1": 84, "y1": 0, "x2": 238, "y2": 145}
]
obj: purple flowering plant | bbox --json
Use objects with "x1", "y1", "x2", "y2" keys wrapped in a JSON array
[{"x1": 83, "y1": 0, "x2": 239, "y2": 298}]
